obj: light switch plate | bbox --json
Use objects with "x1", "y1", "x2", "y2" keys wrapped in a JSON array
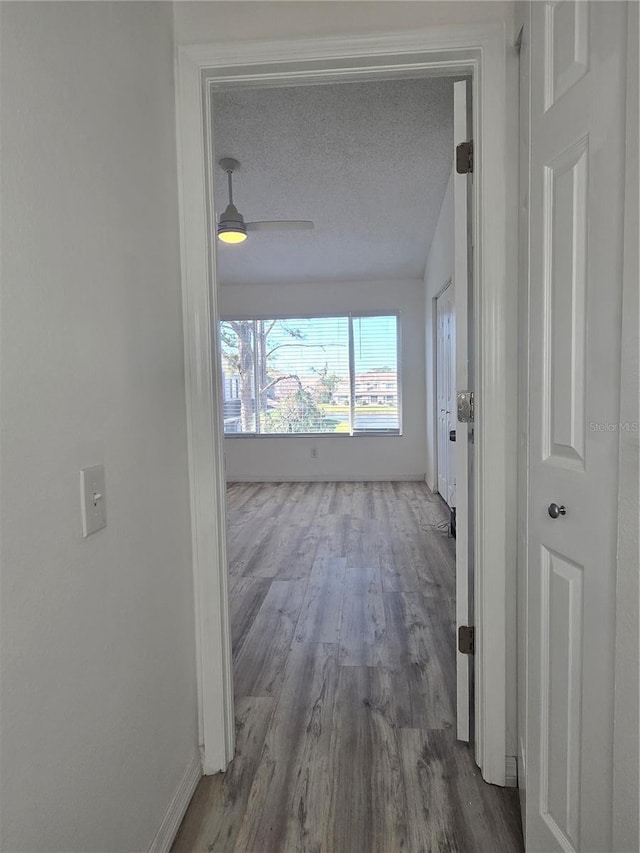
[{"x1": 80, "y1": 465, "x2": 106, "y2": 537}]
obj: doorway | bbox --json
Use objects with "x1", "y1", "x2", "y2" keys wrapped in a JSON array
[
  {"x1": 212, "y1": 70, "x2": 474, "y2": 750},
  {"x1": 175, "y1": 23, "x2": 516, "y2": 786}
]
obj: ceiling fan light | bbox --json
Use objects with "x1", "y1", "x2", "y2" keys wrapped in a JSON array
[
  {"x1": 217, "y1": 201, "x2": 247, "y2": 243},
  {"x1": 218, "y1": 225, "x2": 247, "y2": 244}
]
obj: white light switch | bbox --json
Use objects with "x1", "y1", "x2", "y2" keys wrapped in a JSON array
[{"x1": 80, "y1": 465, "x2": 106, "y2": 537}]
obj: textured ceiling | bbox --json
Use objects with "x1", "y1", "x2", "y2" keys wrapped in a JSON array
[{"x1": 211, "y1": 77, "x2": 454, "y2": 287}]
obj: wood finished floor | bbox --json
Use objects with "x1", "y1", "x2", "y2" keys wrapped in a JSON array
[{"x1": 172, "y1": 482, "x2": 523, "y2": 853}]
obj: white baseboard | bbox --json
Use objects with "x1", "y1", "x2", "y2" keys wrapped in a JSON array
[
  {"x1": 226, "y1": 473, "x2": 427, "y2": 483},
  {"x1": 148, "y1": 748, "x2": 202, "y2": 853},
  {"x1": 505, "y1": 754, "x2": 518, "y2": 788}
]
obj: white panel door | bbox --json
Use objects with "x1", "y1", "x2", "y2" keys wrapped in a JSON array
[
  {"x1": 526, "y1": 3, "x2": 628, "y2": 851},
  {"x1": 436, "y1": 282, "x2": 455, "y2": 506},
  {"x1": 454, "y1": 79, "x2": 473, "y2": 744}
]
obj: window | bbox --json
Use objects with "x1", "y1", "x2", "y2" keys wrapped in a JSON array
[{"x1": 220, "y1": 313, "x2": 400, "y2": 436}]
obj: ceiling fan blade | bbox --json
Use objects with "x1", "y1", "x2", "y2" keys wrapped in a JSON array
[{"x1": 245, "y1": 220, "x2": 314, "y2": 232}]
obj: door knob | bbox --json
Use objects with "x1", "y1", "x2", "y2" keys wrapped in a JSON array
[{"x1": 548, "y1": 503, "x2": 567, "y2": 519}]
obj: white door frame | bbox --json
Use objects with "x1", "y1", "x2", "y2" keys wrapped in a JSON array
[{"x1": 175, "y1": 23, "x2": 516, "y2": 784}]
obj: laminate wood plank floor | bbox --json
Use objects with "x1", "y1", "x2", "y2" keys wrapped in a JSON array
[{"x1": 172, "y1": 481, "x2": 523, "y2": 853}]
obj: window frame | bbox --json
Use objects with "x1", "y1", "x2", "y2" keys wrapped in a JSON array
[{"x1": 219, "y1": 309, "x2": 403, "y2": 438}]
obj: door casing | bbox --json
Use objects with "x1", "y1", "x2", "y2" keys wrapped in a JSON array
[{"x1": 175, "y1": 23, "x2": 518, "y2": 785}]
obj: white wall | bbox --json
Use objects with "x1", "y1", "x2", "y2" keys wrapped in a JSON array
[
  {"x1": 0, "y1": 4, "x2": 198, "y2": 852},
  {"x1": 219, "y1": 280, "x2": 426, "y2": 481},
  {"x1": 173, "y1": 1, "x2": 515, "y2": 45},
  {"x1": 423, "y1": 171, "x2": 454, "y2": 491}
]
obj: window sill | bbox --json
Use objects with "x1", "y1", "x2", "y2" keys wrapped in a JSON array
[{"x1": 223, "y1": 431, "x2": 403, "y2": 439}]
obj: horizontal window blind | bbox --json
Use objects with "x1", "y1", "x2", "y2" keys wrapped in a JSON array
[
  {"x1": 220, "y1": 314, "x2": 400, "y2": 436},
  {"x1": 351, "y1": 314, "x2": 400, "y2": 433},
  {"x1": 259, "y1": 316, "x2": 350, "y2": 434}
]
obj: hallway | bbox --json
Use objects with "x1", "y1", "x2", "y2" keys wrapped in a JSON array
[{"x1": 172, "y1": 482, "x2": 523, "y2": 852}]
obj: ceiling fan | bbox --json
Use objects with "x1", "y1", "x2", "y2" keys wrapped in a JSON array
[{"x1": 216, "y1": 158, "x2": 314, "y2": 244}]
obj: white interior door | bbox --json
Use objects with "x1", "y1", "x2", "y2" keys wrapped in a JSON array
[
  {"x1": 436, "y1": 282, "x2": 456, "y2": 507},
  {"x1": 454, "y1": 79, "x2": 473, "y2": 744},
  {"x1": 525, "y1": 3, "x2": 628, "y2": 850},
  {"x1": 446, "y1": 290, "x2": 457, "y2": 507}
]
